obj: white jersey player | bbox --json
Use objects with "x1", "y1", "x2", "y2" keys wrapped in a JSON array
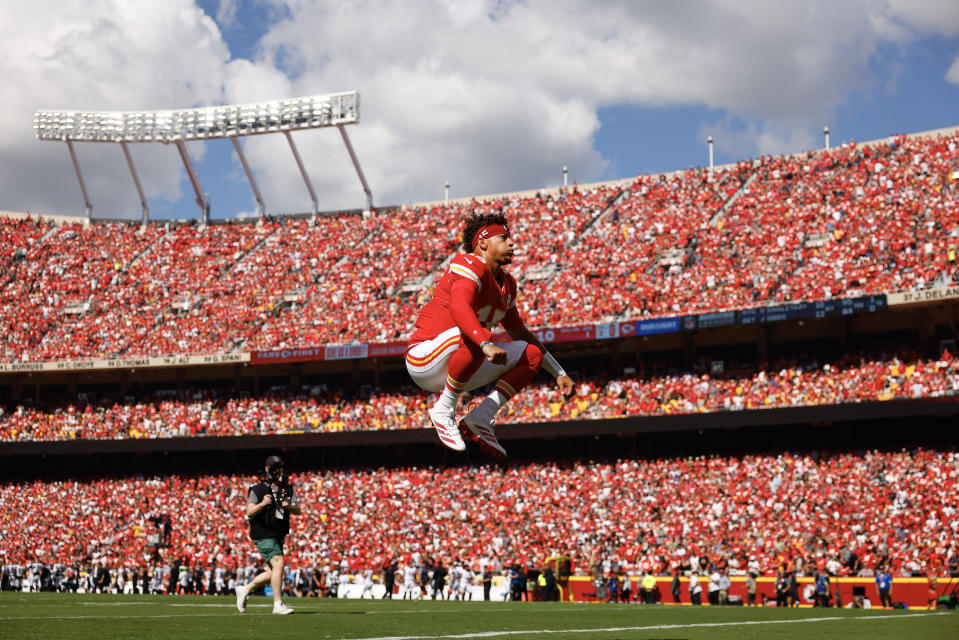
[
  {"x1": 214, "y1": 566, "x2": 226, "y2": 595},
  {"x1": 402, "y1": 563, "x2": 418, "y2": 599},
  {"x1": 459, "y1": 566, "x2": 473, "y2": 600},
  {"x1": 360, "y1": 569, "x2": 375, "y2": 599},
  {"x1": 448, "y1": 564, "x2": 461, "y2": 597}
]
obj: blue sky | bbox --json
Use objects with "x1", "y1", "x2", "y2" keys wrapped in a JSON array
[
  {"x1": 1, "y1": 1, "x2": 958, "y2": 221},
  {"x1": 594, "y1": 35, "x2": 959, "y2": 179}
]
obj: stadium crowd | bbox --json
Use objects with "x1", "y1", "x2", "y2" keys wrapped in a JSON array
[
  {"x1": 1, "y1": 448, "x2": 957, "y2": 596},
  {"x1": 1, "y1": 131, "x2": 956, "y2": 363},
  {"x1": 538, "y1": 163, "x2": 751, "y2": 324},
  {"x1": 544, "y1": 132, "x2": 959, "y2": 322},
  {"x1": 2, "y1": 350, "x2": 956, "y2": 442},
  {"x1": 246, "y1": 206, "x2": 459, "y2": 347}
]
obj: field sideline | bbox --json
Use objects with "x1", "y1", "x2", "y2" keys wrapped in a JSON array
[{"x1": 1, "y1": 593, "x2": 956, "y2": 640}]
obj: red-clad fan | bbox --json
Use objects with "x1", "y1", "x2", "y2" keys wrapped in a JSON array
[{"x1": 406, "y1": 212, "x2": 575, "y2": 457}]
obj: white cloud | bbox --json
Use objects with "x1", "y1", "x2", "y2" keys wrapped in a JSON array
[
  {"x1": 885, "y1": 0, "x2": 959, "y2": 36},
  {"x1": 1, "y1": 0, "x2": 958, "y2": 218},
  {"x1": 241, "y1": 0, "x2": 906, "y2": 211},
  {"x1": 0, "y1": 0, "x2": 231, "y2": 217},
  {"x1": 948, "y1": 56, "x2": 959, "y2": 85},
  {"x1": 216, "y1": 0, "x2": 241, "y2": 29}
]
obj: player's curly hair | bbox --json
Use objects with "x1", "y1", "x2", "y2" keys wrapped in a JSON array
[{"x1": 462, "y1": 212, "x2": 510, "y2": 253}]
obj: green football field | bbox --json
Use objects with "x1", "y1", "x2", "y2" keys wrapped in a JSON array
[{"x1": 1, "y1": 593, "x2": 955, "y2": 640}]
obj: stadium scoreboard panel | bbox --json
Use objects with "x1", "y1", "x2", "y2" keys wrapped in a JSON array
[
  {"x1": 737, "y1": 294, "x2": 888, "y2": 325},
  {"x1": 675, "y1": 294, "x2": 888, "y2": 331}
]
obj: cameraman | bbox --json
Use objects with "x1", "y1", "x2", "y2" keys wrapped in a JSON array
[{"x1": 235, "y1": 456, "x2": 302, "y2": 615}]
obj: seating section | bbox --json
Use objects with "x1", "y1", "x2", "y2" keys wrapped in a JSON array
[
  {"x1": 1, "y1": 131, "x2": 957, "y2": 362},
  {"x1": 247, "y1": 207, "x2": 456, "y2": 347},
  {"x1": 2, "y1": 448, "x2": 955, "y2": 579},
  {"x1": 549, "y1": 132, "x2": 959, "y2": 320},
  {"x1": 0, "y1": 218, "x2": 111, "y2": 362},
  {"x1": 711, "y1": 135, "x2": 958, "y2": 308},
  {"x1": 3, "y1": 350, "x2": 955, "y2": 442},
  {"x1": 541, "y1": 165, "x2": 750, "y2": 323}
]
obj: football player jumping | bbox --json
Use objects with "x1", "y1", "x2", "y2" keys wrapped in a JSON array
[{"x1": 406, "y1": 212, "x2": 575, "y2": 457}]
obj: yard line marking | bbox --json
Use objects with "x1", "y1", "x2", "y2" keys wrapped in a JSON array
[
  {"x1": 340, "y1": 611, "x2": 952, "y2": 640},
  {"x1": 363, "y1": 608, "x2": 534, "y2": 615},
  {"x1": 0, "y1": 606, "x2": 537, "y2": 620},
  {"x1": 72, "y1": 602, "x2": 266, "y2": 609},
  {"x1": 167, "y1": 603, "x2": 272, "y2": 608},
  {"x1": 0, "y1": 614, "x2": 246, "y2": 620}
]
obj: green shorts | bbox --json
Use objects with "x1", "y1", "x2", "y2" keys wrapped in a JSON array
[{"x1": 254, "y1": 538, "x2": 284, "y2": 563}]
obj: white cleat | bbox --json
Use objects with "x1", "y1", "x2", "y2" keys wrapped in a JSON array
[
  {"x1": 428, "y1": 406, "x2": 466, "y2": 452},
  {"x1": 458, "y1": 415, "x2": 506, "y2": 458},
  {"x1": 272, "y1": 603, "x2": 295, "y2": 615},
  {"x1": 235, "y1": 585, "x2": 248, "y2": 613}
]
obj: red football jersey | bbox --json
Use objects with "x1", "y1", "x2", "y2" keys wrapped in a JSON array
[{"x1": 409, "y1": 253, "x2": 519, "y2": 345}]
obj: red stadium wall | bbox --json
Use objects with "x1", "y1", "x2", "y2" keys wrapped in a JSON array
[{"x1": 566, "y1": 576, "x2": 954, "y2": 609}]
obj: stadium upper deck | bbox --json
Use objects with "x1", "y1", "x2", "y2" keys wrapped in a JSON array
[
  {"x1": 1, "y1": 127, "x2": 957, "y2": 364},
  {"x1": 2, "y1": 349, "x2": 956, "y2": 442}
]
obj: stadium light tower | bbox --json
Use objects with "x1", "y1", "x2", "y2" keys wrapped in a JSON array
[
  {"x1": 707, "y1": 136, "x2": 714, "y2": 176},
  {"x1": 64, "y1": 139, "x2": 93, "y2": 219},
  {"x1": 33, "y1": 92, "x2": 372, "y2": 222},
  {"x1": 563, "y1": 165, "x2": 568, "y2": 187},
  {"x1": 445, "y1": 180, "x2": 450, "y2": 205},
  {"x1": 824, "y1": 125, "x2": 830, "y2": 151}
]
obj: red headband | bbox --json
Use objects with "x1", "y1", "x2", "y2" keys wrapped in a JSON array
[{"x1": 471, "y1": 224, "x2": 509, "y2": 250}]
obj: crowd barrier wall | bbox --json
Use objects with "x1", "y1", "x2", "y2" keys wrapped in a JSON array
[{"x1": 566, "y1": 576, "x2": 956, "y2": 608}]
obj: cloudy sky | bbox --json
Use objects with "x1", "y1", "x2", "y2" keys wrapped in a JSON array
[{"x1": 2, "y1": 0, "x2": 958, "y2": 221}]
